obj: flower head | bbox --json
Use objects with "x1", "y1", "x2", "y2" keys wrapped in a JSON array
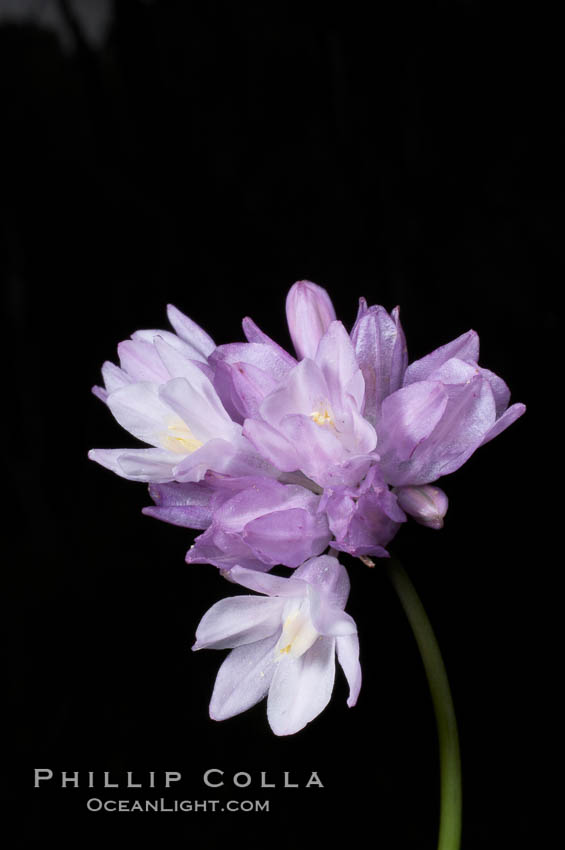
[{"x1": 89, "y1": 278, "x2": 525, "y2": 735}]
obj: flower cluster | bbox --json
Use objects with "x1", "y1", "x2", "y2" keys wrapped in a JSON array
[{"x1": 89, "y1": 281, "x2": 525, "y2": 734}]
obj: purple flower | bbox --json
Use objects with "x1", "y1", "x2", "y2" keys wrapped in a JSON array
[
  {"x1": 320, "y1": 465, "x2": 407, "y2": 557},
  {"x1": 192, "y1": 555, "x2": 361, "y2": 735},
  {"x1": 90, "y1": 282, "x2": 525, "y2": 564},
  {"x1": 207, "y1": 280, "x2": 336, "y2": 424},
  {"x1": 183, "y1": 475, "x2": 331, "y2": 571},
  {"x1": 350, "y1": 301, "x2": 526, "y2": 499},
  {"x1": 209, "y1": 335, "x2": 295, "y2": 423},
  {"x1": 142, "y1": 479, "x2": 217, "y2": 530},
  {"x1": 243, "y1": 320, "x2": 378, "y2": 488}
]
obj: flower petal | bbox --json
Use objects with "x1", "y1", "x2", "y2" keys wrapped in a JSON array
[
  {"x1": 383, "y1": 373, "x2": 497, "y2": 485},
  {"x1": 293, "y1": 555, "x2": 351, "y2": 608},
  {"x1": 105, "y1": 382, "x2": 175, "y2": 447},
  {"x1": 143, "y1": 480, "x2": 215, "y2": 529},
  {"x1": 209, "y1": 633, "x2": 279, "y2": 721},
  {"x1": 118, "y1": 339, "x2": 170, "y2": 383},
  {"x1": 101, "y1": 360, "x2": 132, "y2": 393},
  {"x1": 285, "y1": 280, "x2": 337, "y2": 360},
  {"x1": 159, "y1": 376, "x2": 237, "y2": 445},
  {"x1": 379, "y1": 381, "x2": 449, "y2": 463},
  {"x1": 154, "y1": 336, "x2": 210, "y2": 382},
  {"x1": 186, "y1": 527, "x2": 270, "y2": 571},
  {"x1": 225, "y1": 565, "x2": 308, "y2": 598},
  {"x1": 242, "y1": 418, "x2": 302, "y2": 472},
  {"x1": 212, "y1": 359, "x2": 280, "y2": 422},
  {"x1": 267, "y1": 636, "x2": 336, "y2": 735},
  {"x1": 404, "y1": 330, "x2": 479, "y2": 385},
  {"x1": 260, "y1": 357, "x2": 330, "y2": 425},
  {"x1": 481, "y1": 402, "x2": 526, "y2": 445},
  {"x1": 241, "y1": 316, "x2": 297, "y2": 366},
  {"x1": 88, "y1": 447, "x2": 177, "y2": 482},
  {"x1": 479, "y1": 367, "x2": 511, "y2": 418},
  {"x1": 132, "y1": 327, "x2": 207, "y2": 363},
  {"x1": 307, "y1": 586, "x2": 357, "y2": 636},
  {"x1": 172, "y1": 438, "x2": 252, "y2": 483},
  {"x1": 350, "y1": 303, "x2": 408, "y2": 425},
  {"x1": 166, "y1": 304, "x2": 215, "y2": 358},
  {"x1": 336, "y1": 634, "x2": 362, "y2": 707},
  {"x1": 193, "y1": 596, "x2": 284, "y2": 650},
  {"x1": 276, "y1": 414, "x2": 347, "y2": 485},
  {"x1": 315, "y1": 321, "x2": 363, "y2": 409},
  {"x1": 243, "y1": 507, "x2": 331, "y2": 568}
]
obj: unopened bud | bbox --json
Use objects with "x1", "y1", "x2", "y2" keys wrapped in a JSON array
[
  {"x1": 285, "y1": 280, "x2": 336, "y2": 360},
  {"x1": 395, "y1": 485, "x2": 448, "y2": 530}
]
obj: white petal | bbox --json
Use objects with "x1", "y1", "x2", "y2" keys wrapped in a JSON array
[
  {"x1": 118, "y1": 339, "x2": 170, "y2": 382},
  {"x1": 101, "y1": 361, "x2": 132, "y2": 393},
  {"x1": 159, "y1": 376, "x2": 237, "y2": 444},
  {"x1": 308, "y1": 586, "x2": 357, "y2": 636},
  {"x1": 132, "y1": 327, "x2": 206, "y2": 362},
  {"x1": 209, "y1": 633, "x2": 279, "y2": 721},
  {"x1": 267, "y1": 636, "x2": 336, "y2": 735},
  {"x1": 105, "y1": 382, "x2": 175, "y2": 447},
  {"x1": 154, "y1": 336, "x2": 209, "y2": 382},
  {"x1": 336, "y1": 634, "x2": 362, "y2": 707},
  {"x1": 260, "y1": 358, "x2": 330, "y2": 425},
  {"x1": 193, "y1": 596, "x2": 284, "y2": 650},
  {"x1": 227, "y1": 565, "x2": 308, "y2": 599},
  {"x1": 294, "y1": 555, "x2": 351, "y2": 606},
  {"x1": 166, "y1": 304, "x2": 215, "y2": 358},
  {"x1": 88, "y1": 447, "x2": 177, "y2": 482}
]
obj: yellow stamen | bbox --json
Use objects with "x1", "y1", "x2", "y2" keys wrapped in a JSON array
[
  {"x1": 274, "y1": 606, "x2": 319, "y2": 661},
  {"x1": 310, "y1": 408, "x2": 334, "y2": 427},
  {"x1": 161, "y1": 419, "x2": 203, "y2": 454}
]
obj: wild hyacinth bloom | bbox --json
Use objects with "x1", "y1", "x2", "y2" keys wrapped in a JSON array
[
  {"x1": 209, "y1": 329, "x2": 296, "y2": 423},
  {"x1": 350, "y1": 300, "x2": 526, "y2": 517},
  {"x1": 89, "y1": 279, "x2": 525, "y2": 751},
  {"x1": 89, "y1": 305, "x2": 271, "y2": 483},
  {"x1": 87, "y1": 287, "x2": 525, "y2": 548},
  {"x1": 242, "y1": 320, "x2": 378, "y2": 488},
  {"x1": 192, "y1": 556, "x2": 361, "y2": 735},
  {"x1": 182, "y1": 474, "x2": 331, "y2": 571},
  {"x1": 145, "y1": 474, "x2": 331, "y2": 572},
  {"x1": 319, "y1": 465, "x2": 406, "y2": 557},
  {"x1": 127, "y1": 282, "x2": 524, "y2": 557}
]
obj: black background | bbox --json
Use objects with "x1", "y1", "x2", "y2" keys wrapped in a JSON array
[{"x1": 2, "y1": 1, "x2": 556, "y2": 847}]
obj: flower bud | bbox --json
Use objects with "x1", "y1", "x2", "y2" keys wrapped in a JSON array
[
  {"x1": 285, "y1": 280, "x2": 336, "y2": 360},
  {"x1": 350, "y1": 301, "x2": 408, "y2": 426},
  {"x1": 395, "y1": 485, "x2": 448, "y2": 530}
]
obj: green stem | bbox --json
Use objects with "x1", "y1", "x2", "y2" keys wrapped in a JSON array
[{"x1": 386, "y1": 559, "x2": 462, "y2": 850}]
